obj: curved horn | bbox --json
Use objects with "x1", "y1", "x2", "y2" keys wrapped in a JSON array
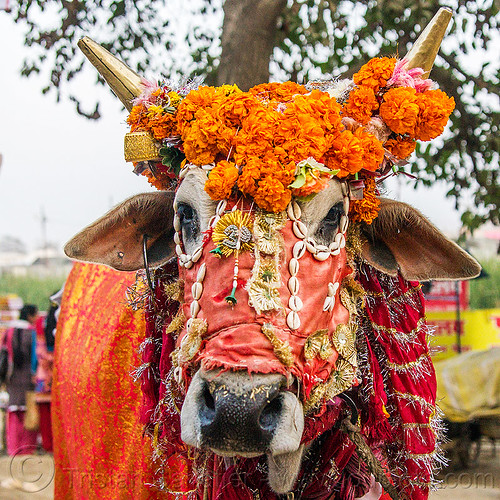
[
  {"x1": 78, "y1": 37, "x2": 144, "y2": 111},
  {"x1": 404, "y1": 7, "x2": 453, "y2": 79}
]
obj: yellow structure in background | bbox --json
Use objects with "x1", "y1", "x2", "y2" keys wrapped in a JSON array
[
  {"x1": 434, "y1": 348, "x2": 500, "y2": 422},
  {"x1": 427, "y1": 309, "x2": 500, "y2": 362}
]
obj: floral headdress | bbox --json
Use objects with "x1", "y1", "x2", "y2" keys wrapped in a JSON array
[{"x1": 79, "y1": 8, "x2": 454, "y2": 225}]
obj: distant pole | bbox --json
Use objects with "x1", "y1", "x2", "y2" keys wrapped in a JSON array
[
  {"x1": 40, "y1": 207, "x2": 48, "y2": 267},
  {"x1": 455, "y1": 280, "x2": 462, "y2": 354}
]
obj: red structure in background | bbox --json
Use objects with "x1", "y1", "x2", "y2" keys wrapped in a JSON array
[{"x1": 423, "y1": 280, "x2": 469, "y2": 312}]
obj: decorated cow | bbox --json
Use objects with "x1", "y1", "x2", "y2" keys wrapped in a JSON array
[{"x1": 64, "y1": 8, "x2": 480, "y2": 500}]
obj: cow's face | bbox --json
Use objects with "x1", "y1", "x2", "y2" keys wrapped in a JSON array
[
  {"x1": 173, "y1": 168, "x2": 355, "y2": 490},
  {"x1": 65, "y1": 168, "x2": 480, "y2": 493}
]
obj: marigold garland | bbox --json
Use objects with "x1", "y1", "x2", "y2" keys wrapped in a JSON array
[
  {"x1": 342, "y1": 86, "x2": 379, "y2": 125},
  {"x1": 353, "y1": 57, "x2": 396, "y2": 92},
  {"x1": 349, "y1": 177, "x2": 381, "y2": 224},
  {"x1": 126, "y1": 56, "x2": 455, "y2": 220},
  {"x1": 384, "y1": 137, "x2": 417, "y2": 159}
]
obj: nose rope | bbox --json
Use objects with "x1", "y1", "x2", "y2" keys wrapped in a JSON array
[
  {"x1": 339, "y1": 415, "x2": 400, "y2": 500},
  {"x1": 142, "y1": 234, "x2": 155, "y2": 293}
]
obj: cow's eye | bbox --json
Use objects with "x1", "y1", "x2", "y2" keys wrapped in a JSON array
[
  {"x1": 177, "y1": 203, "x2": 199, "y2": 245},
  {"x1": 315, "y1": 202, "x2": 344, "y2": 243}
]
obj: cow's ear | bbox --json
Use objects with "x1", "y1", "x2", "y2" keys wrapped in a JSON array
[
  {"x1": 64, "y1": 191, "x2": 176, "y2": 271},
  {"x1": 360, "y1": 198, "x2": 481, "y2": 281}
]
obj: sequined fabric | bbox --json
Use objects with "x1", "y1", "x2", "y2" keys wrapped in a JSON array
[{"x1": 52, "y1": 262, "x2": 165, "y2": 499}]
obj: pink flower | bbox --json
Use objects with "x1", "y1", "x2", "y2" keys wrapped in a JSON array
[{"x1": 387, "y1": 58, "x2": 433, "y2": 92}]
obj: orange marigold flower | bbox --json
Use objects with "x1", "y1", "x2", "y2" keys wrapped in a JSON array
[
  {"x1": 349, "y1": 177, "x2": 380, "y2": 224},
  {"x1": 379, "y1": 87, "x2": 419, "y2": 135},
  {"x1": 384, "y1": 137, "x2": 416, "y2": 159},
  {"x1": 342, "y1": 86, "x2": 379, "y2": 125},
  {"x1": 323, "y1": 130, "x2": 364, "y2": 178},
  {"x1": 204, "y1": 161, "x2": 239, "y2": 200},
  {"x1": 218, "y1": 93, "x2": 260, "y2": 127},
  {"x1": 238, "y1": 157, "x2": 262, "y2": 196},
  {"x1": 253, "y1": 176, "x2": 292, "y2": 213},
  {"x1": 413, "y1": 89, "x2": 455, "y2": 141},
  {"x1": 249, "y1": 81, "x2": 307, "y2": 102},
  {"x1": 127, "y1": 104, "x2": 145, "y2": 130},
  {"x1": 353, "y1": 57, "x2": 396, "y2": 91},
  {"x1": 354, "y1": 128, "x2": 385, "y2": 172}
]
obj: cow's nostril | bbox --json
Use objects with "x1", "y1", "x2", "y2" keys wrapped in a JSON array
[
  {"x1": 199, "y1": 383, "x2": 216, "y2": 425},
  {"x1": 259, "y1": 395, "x2": 282, "y2": 432}
]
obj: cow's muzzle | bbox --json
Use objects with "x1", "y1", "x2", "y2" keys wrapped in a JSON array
[{"x1": 181, "y1": 369, "x2": 304, "y2": 457}]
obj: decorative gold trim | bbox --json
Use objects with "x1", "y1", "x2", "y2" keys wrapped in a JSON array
[
  {"x1": 176, "y1": 318, "x2": 208, "y2": 364},
  {"x1": 261, "y1": 323, "x2": 294, "y2": 367},
  {"x1": 304, "y1": 329, "x2": 334, "y2": 360},
  {"x1": 331, "y1": 323, "x2": 355, "y2": 359},
  {"x1": 124, "y1": 131, "x2": 161, "y2": 162},
  {"x1": 371, "y1": 317, "x2": 426, "y2": 341},
  {"x1": 165, "y1": 311, "x2": 186, "y2": 336},
  {"x1": 386, "y1": 352, "x2": 430, "y2": 372},
  {"x1": 212, "y1": 210, "x2": 254, "y2": 257}
]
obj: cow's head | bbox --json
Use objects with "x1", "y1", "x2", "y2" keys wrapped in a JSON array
[{"x1": 66, "y1": 8, "x2": 480, "y2": 495}]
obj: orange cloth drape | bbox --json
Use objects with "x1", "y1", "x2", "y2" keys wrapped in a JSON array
[{"x1": 52, "y1": 262, "x2": 164, "y2": 499}]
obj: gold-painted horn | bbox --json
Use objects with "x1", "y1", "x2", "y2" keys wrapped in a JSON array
[
  {"x1": 404, "y1": 7, "x2": 453, "y2": 79},
  {"x1": 78, "y1": 37, "x2": 144, "y2": 111}
]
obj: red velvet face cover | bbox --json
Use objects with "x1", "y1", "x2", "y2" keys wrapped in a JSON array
[{"x1": 174, "y1": 197, "x2": 356, "y2": 405}]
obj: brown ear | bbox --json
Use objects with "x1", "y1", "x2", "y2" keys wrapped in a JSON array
[
  {"x1": 360, "y1": 198, "x2": 481, "y2": 281},
  {"x1": 64, "y1": 191, "x2": 176, "y2": 271}
]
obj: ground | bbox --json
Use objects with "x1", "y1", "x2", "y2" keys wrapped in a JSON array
[{"x1": 0, "y1": 440, "x2": 497, "y2": 499}]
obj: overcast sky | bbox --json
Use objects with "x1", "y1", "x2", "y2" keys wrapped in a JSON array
[{"x1": 0, "y1": 13, "x2": 466, "y2": 254}]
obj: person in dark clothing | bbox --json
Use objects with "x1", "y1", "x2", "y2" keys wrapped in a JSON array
[{"x1": 4, "y1": 304, "x2": 38, "y2": 455}]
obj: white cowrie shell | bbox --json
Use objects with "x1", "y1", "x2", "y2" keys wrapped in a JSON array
[
  {"x1": 186, "y1": 318, "x2": 194, "y2": 331},
  {"x1": 315, "y1": 244, "x2": 329, "y2": 253},
  {"x1": 331, "y1": 247, "x2": 341, "y2": 256},
  {"x1": 328, "y1": 282, "x2": 339, "y2": 297},
  {"x1": 216, "y1": 200, "x2": 227, "y2": 216},
  {"x1": 174, "y1": 366, "x2": 183, "y2": 385},
  {"x1": 191, "y1": 282, "x2": 203, "y2": 300},
  {"x1": 289, "y1": 258, "x2": 299, "y2": 276},
  {"x1": 305, "y1": 238, "x2": 316, "y2": 254},
  {"x1": 334, "y1": 232, "x2": 344, "y2": 247},
  {"x1": 173, "y1": 215, "x2": 181, "y2": 232},
  {"x1": 292, "y1": 221, "x2": 307, "y2": 240},
  {"x1": 197, "y1": 263, "x2": 207, "y2": 282},
  {"x1": 174, "y1": 232, "x2": 181, "y2": 246},
  {"x1": 178, "y1": 168, "x2": 188, "y2": 180},
  {"x1": 287, "y1": 203, "x2": 297, "y2": 221},
  {"x1": 292, "y1": 241, "x2": 306, "y2": 259},
  {"x1": 338, "y1": 233, "x2": 346, "y2": 249},
  {"x1": 288, "y1": 276, "x2": 299, "y2": 295},
  {"x1": 289, "y1": 295, "x2": 303, "y2": 312},
  {"x1": 292, "y1": 201, "x2": 302, "y2": 220},
  {"x1": 184, "y1": 260, "x2": 193, "y2": 269},
  {"x1": 190, "y1": 300, "x2": 200, "y2": 317},
  {"x1": 314, "y1": 250, "x2": 330, "y2": 261},
  {"x1": 201, "y1": 163, "x2": 215, "y2": 171},
  {"x1": 323, "y1": 296, "x2": 334, "y2": 312},
  {"x1": 329, "y1": 241, "x2": 339, "y2": 252},
  {"x1": 175, "y1": 245, "x2": 183, "y2": 257},
  {"x1": 286, "y1": 311, "x2": 300, "y2": 330},
  {"x1": 191, "y1": 246, "x2": 203, "y2": 263},
  {"x1": 340, "y1": 215, "x2": 349, "y2": 234}
]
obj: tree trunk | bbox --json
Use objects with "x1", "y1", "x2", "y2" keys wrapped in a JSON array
[{"x1": 216, "y1": 0, "x2": 287, "y2": 90}]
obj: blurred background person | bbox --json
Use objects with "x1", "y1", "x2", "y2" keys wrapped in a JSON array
[
  {"x1": 4, "y1": 303, "x2": 38, "y2": 455},
  {"x1": 34, "y1": 296, "x2": 57, "y2": 452}
]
